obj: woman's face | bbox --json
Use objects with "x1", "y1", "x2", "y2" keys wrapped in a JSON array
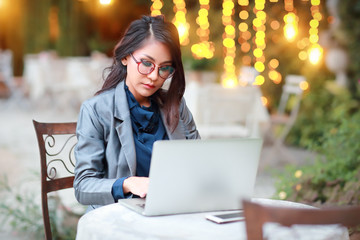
[{"x1": 123, "y1": 38, "x2": 173, "y2": 107}]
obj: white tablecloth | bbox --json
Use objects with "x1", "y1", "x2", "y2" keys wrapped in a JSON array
[{"x1": 75, "y1": 198, "x2": 349, "y2": 240}]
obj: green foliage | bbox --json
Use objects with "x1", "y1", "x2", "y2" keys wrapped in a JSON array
[
  {"x1": 287, "y1": 81, "x2": 359, "y2": 148},
  {"x1": 0, "y1": 175, "x2": 78, "y2": 240},
  {"x1": 55, "y1": 0, "x2": 92, "y2": 56},
  {"x1": 0, "y1": 175, "x2": 43, "y2": 239},
  {"x1": 274, "y1": 110, "x2": 360, "y2": 206},
  {"x1": 338, "y1": 0, "x2": 360, "y2": 98},
  {"x1": 23, "y1": 0, "x2": 52, "y2": 54},
  {"x1": 182, "y1": 56, "x2": 219, "y2": 71}
]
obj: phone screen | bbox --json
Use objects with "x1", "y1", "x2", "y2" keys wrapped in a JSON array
[{"x1": 206, "y1": 211, "x2": 244, "y2": 224}]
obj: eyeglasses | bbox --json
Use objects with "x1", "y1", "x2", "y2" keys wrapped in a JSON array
[{"x1": 130, "y1": 53, "x2": 175, "y2": 80}]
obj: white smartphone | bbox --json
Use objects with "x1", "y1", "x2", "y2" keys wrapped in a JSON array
[{"x1": 205, "y1": 211, "x2": 245, "y2": 224}]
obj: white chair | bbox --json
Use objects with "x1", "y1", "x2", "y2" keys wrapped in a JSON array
[
  {"x1": 194, "y1": 84, "x2": 260, "y2": 139},
  {"x1": 267, "y1": 74, "x2": 305, "y2": 162}
]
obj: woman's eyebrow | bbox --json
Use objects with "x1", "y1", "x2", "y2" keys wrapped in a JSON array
[{"x1": 142, "y1": 54, "x2": 173, "y2": 65}]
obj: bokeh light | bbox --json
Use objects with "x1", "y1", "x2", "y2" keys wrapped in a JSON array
[
  {"x1": 150, "y1": 0, "x2": 163, "y2": 16},
  {"x1": 99, "y1": 0, "x2": 111, "y2": 5},
  {"x1": 284, "y1": 12, "x2": 298, "y2": 42},
  {"x1": 172, "y1": 0, "x2": 190, "y2": 45},
  {"x1": 222, "y1": 0, "x2": 237, "y2": 87},
  {"x1": 308, "y1": 44, "x2": 323, "y2": 64},
  {"x1": 191, "y1": 0, "x2": 214, "y2": 59}
]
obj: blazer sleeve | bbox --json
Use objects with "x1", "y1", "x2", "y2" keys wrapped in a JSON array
[
  {"x1": 73, "y1": 102, "x2": 117, "y2": 206},
  {"x1": 179, "y1": 98, "x2": 201, "y2": 140}
]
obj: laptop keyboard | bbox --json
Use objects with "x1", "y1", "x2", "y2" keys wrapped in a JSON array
[{"x1": 136, "y1": 203, "x2": 145, "y2": 209}]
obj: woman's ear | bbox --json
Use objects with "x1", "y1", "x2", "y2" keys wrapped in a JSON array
[{"x1": 121, "y1": 57, "x2": 127, "y2": 66}]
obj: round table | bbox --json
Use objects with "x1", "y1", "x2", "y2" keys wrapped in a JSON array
[{"x1": 75, "y1": 198, "x2": 348, "y2": 240}]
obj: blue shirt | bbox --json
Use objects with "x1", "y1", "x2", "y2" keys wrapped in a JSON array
[{"x1": 112, "y1": 85, "x2": 168, "y2": 200}]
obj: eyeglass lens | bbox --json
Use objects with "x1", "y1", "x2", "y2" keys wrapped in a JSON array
[{"x1": 138, "y1": 59, "x2": 175, "y2": 79}]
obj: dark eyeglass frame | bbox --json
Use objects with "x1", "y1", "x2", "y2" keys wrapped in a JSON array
[{"x1": 130, "y1": 53, "x2": 175, "y2": 80}]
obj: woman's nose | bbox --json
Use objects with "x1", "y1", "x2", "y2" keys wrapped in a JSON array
[{"x1": 147, "y1": 67, "x2": 160, "y2": 81}]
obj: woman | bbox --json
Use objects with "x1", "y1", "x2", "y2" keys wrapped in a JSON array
[{"x1": 74, "y1": 15, "x2": 200, "y2": 211}]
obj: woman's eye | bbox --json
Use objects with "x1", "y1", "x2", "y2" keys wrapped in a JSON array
[
  {"x1": 141, "y1": 60, "x2": 153, "y2": 67},
  {"x1": 160, "y1": 66, "x2": 174, "y2": 73}
]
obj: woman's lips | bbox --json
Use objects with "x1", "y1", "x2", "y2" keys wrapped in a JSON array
[{"x1": 143, "y1": 83, "x2": 155, "y2": 89}]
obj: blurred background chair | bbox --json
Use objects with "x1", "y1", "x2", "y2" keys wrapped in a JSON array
[
  {"x1": 193, "y1": 84, "x2": 262, "y2": 139},
  {"x1": 243, "y1": 199, "x2": 360, "y2": 240},
  {"x1": 184, "y1": 83, "x2": 269, "y2": 139},
  {"x1": 33, "y1": 120, "x2": 78, "y2": 240},
  {"x1": 266, "y1": 75, "x2": 305, "y2": 163}
]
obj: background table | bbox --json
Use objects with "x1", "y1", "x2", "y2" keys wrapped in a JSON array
[{"x1": 76, "y1": 198, "x2": 348, "y2": 240}]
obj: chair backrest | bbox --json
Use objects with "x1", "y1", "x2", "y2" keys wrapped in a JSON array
[
  {"x1": 243, "y1": 199, "x2": 360, "y2": 240},
  {"x1": 33, "y1": 120, "x2": 77, "y2": 240},
  {"x1": 197, "y1": 84, "x2": 257, "y2": 126},
  {"x1": 277, "y1": 74, "x2": 305, "y2": 117}
]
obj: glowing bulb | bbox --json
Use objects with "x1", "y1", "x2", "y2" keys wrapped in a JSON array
[
  {"x1": 308, "y1": 45, "x2": 323, "y2": 64},
  {"x1": 311, "y1": 0, "x2": 320, "y2": 6},
  {"x1": 254, "y1": 75, "x2": 265, "y2": 85},
  {"x1": 238, "y1": 23, "x2": 248, "y2": 32},
  {"x1": 100, "y1": 0, "x2": 111, "y2": 4},
  {"x1": 261, "y1": 96, "x2": 268, "y2": 106},
  {"x1": 269, "y1": 58, "x2": 279, "y2": 69},
  {"x1": 298, "y1": 51, "x2": 308, "y2": 61},
  {"x1": 279, "y1": 191, "x2": 287, "y2": 200},
  {"x1": 239, "y1": 10, "x2": 249, "y2": 20},
  {"x1": 177, "y1": 22, "x2": 187, "y2": 37},
  {"x1": 254, "y1": 62, "x2": 265, "y2": 72},
  {"x1": 222, "y1": 77, "x2": 237, "y2": 88},
  {"x1": 300, "y1": 81, "x2": 309, "y2": 90},
  {"x1": 284, "y1": 25, "x2": 297, "y2": 41}
]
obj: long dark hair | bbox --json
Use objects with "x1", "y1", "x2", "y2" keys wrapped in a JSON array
[{"x1": 97, "y1": 15, "x2": 185, "y2": 132}]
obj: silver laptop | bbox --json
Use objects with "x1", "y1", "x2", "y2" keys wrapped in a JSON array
[{"x1": 118, "y1": 138, "x2": 262, "y2": 216}]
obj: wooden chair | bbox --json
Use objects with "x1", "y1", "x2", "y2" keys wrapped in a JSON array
[
  {"x1": 243, "y1": 199, "x2": 360, "y2": 240},
  {"x1": 33, "y1": 120, "x2": 77, "y2": 240}
]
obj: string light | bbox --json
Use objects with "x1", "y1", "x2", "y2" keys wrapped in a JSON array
[
  {"x1": 300, "y1": 80, "x2": 309, "y2": 90},
  {"x1": 261, "y1": 96, "x2": 269, "y2": 107},
  {"x1": 252, "y1": 0, "x2": 267, "y2": 86},
  {"x1": 172, "y1": 0, "x2": 190, "y2": 45},
  {"x1": 283, "y1": 12, "x2": 298, "y2": 42},
  {"x1": 191, "y1": 0, "x2": 214, "y2": 59},
  {"x1": 221, "y1": 0, "x2": 237, "y2": 88},
  {"x1": 308, "y1": 0, "x2": 323, "y2": 64},
  {"x1": 238, "y1": 0, "x2": 252, "y2": 71},
  {"x1": 267, "y1": 58, "x2": 282, "y2": 84},
  {"x1": 99, "y1": 0, "x2": 111, "y2": 5},
  {"x1": 150, "y1": 0, "x2": 163, "y2": 16},
  {"x1": 284, "y1": 0, "x2": 293, "y2": 12}
]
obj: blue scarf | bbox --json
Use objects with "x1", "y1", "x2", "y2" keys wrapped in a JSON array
[{"x1": 125, "y1": 85, "x2": 168, "y2": 177}]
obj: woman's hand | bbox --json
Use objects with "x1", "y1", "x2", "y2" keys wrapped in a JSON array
[{"x1": 123, "y1": 177, "x2": 149, "y2": 198}]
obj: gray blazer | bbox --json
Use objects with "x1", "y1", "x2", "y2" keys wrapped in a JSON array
[{"x1": 74, "y1": 81, "x2": 200, "y2": 210}]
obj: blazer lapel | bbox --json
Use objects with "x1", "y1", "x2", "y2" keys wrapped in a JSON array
[{"x1": 114, "y1": 81, "x2": 137, "y2": 176}]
